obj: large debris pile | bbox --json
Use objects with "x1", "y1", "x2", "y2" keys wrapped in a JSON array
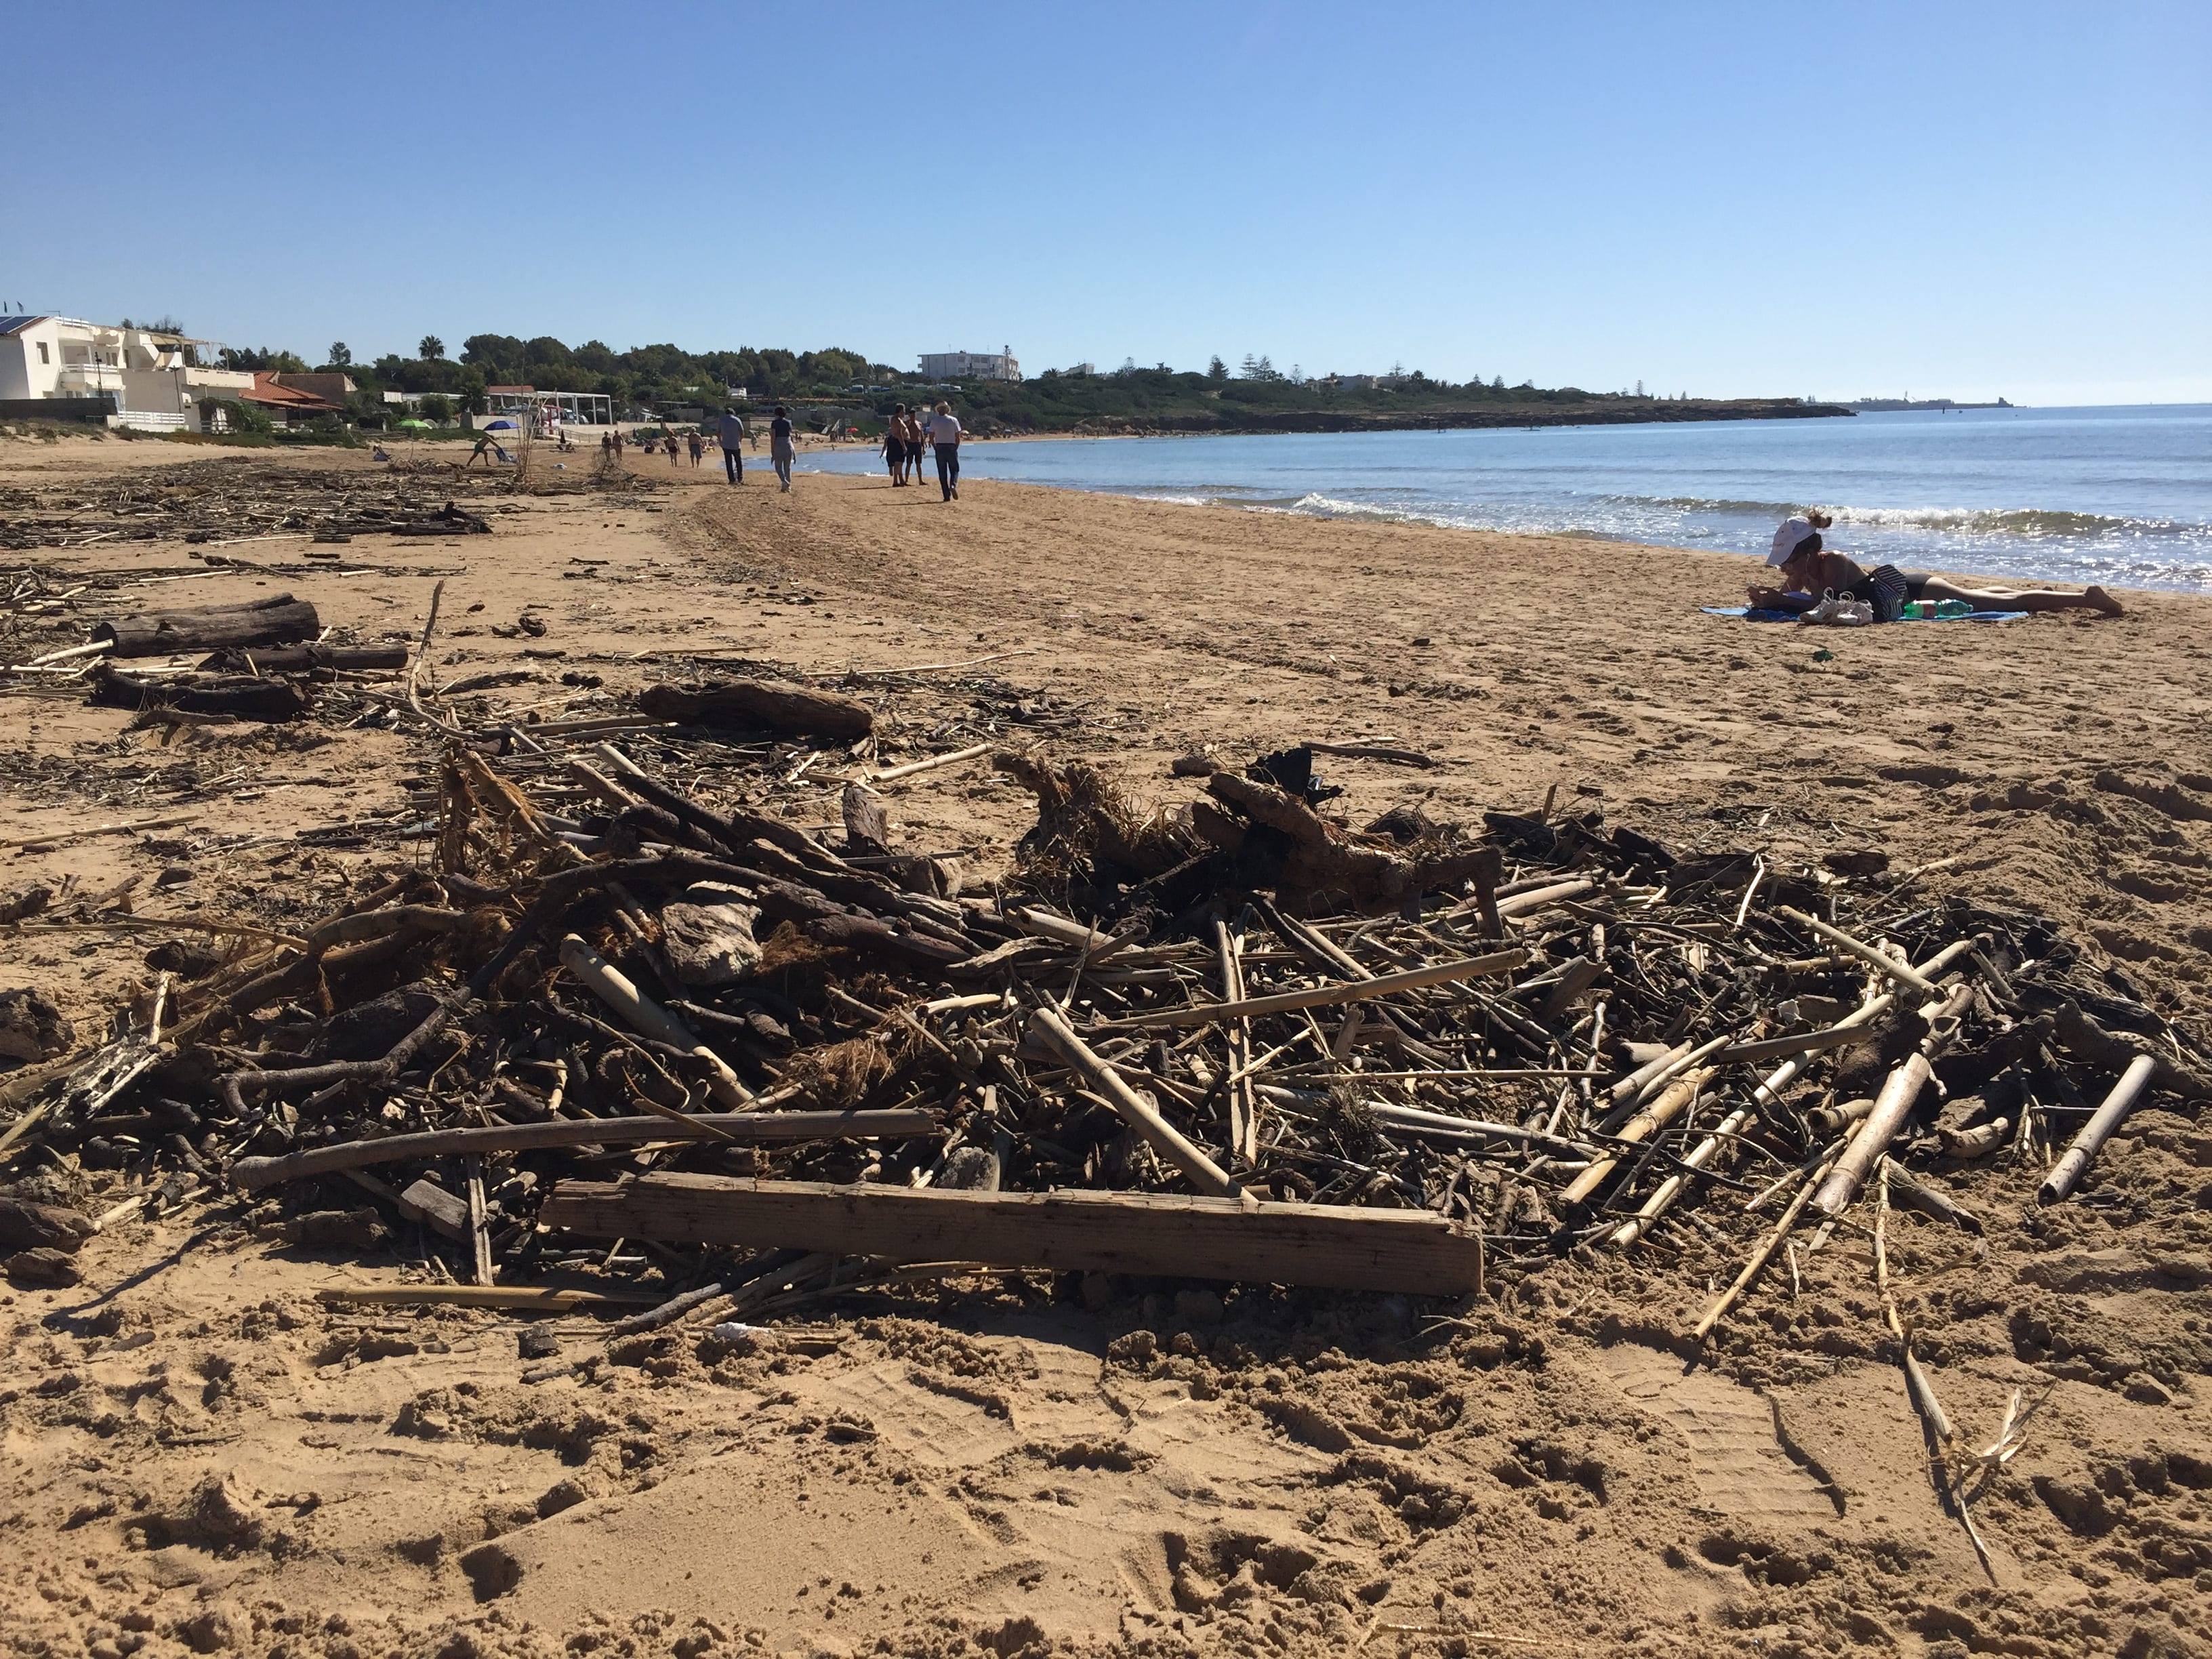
[{"x1": 4, "y1": 720, "x2": 2202, "y2": 1353}]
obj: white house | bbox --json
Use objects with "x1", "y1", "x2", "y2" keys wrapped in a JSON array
[
  {"x1": 0, "y1": 316, "x2": 245, "y2": 430},
  {"x1": 917, "y1": 347, "x2": 1021, "y2": 383}
]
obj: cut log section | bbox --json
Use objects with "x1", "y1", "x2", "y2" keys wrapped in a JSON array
[
  {"x1": 94, "y1": 594, "x2": 321, "y2": 658},
  {"x1": 541, "y1": 1175, "x2": 1486, "y2": 1296},
  {"x1": 638, "y1": 678, "x2": 874, "y2": 739}
]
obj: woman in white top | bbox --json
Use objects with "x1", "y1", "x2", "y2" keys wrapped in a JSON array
[{"x1": 1767, "y1": 510, "x2": 1833, "y2": 568}]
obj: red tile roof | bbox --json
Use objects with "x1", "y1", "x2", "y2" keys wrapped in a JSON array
[{"x1": 242, "y1": 372, "x2": 339, "y2": 410}]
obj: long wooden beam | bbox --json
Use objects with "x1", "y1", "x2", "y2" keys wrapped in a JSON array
[
  {"x1": 538, "y1": 1174, "x2": 1486, "y2": 1296},
  {"x1": 230, "y1": 1108, "x2": 935, "y2": 1191}
]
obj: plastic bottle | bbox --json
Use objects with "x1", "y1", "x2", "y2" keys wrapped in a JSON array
[{"x1": 1934, "y1": 599, "x2": 1973, "y2": 619}]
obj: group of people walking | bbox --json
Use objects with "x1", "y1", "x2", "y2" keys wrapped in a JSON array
[
  {"x1": 595, "y1": 400, "x2": 958, "y2": 502},
  {"x1": 712, "y1": 406, "x2": 797, "y2": 490},
  {"x1": 882, "y1": 401, "x2": 964, "y2": 500}
]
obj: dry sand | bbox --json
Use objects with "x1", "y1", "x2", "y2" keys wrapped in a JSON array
[{"x1": 2, "y1": 434, "x2": 2209, "y2": 1658}]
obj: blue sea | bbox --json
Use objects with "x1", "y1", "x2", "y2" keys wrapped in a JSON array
[{"x1": 805, "y1": 405, "x2": 2212, "y2": 593}]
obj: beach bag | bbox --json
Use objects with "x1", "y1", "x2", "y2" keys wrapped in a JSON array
[{"x1": 1798, "y1": 590, "x2": 1873, "y2": 628}]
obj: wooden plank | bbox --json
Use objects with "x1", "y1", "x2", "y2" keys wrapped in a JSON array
[
  {"x1": 539, "y1": 1174, "x2": 1486, "y2": 1296},
  {"x1": 316, "y1": 1284, "x2": 661, "y2": 1311},
  {"x1": 230, "y1": 1108, "x2": 937, "y2": 1191},
  {"x1": 396, "y1": 1177, "x2": 470, "y2": 1241}
]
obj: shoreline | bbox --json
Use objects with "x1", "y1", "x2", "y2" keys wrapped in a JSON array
[{"x1": 793, "y1": 439, "x2": 2207, "y2": 598}]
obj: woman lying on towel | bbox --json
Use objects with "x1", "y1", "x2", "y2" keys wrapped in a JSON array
[{"x1": 1748, "y1": 543, "x2": 2123, "y2": 620}]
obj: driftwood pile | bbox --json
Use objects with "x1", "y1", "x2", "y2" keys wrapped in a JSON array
[
  {"x1": 0, "y1": 459, "x2": 499, "y2": 552},
  {"x1": 4, "y1": 727, "x2": 2205, "y2": 1361}
]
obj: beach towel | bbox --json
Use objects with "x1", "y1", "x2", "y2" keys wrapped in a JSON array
[{"x1": 1702, "y1": 606, "x2": 2029, "y2": 624}]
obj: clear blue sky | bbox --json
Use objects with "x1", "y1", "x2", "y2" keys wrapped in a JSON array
[{"x1": 4, "y1": 2, "x2": 2205, "y2": 405}]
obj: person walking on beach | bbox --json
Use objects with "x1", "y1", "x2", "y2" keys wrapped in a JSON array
[
  {"x1": 884, "y1": 405, "x2": 908, "y2": 485},
  {"x1": 769, "y1": 405, "x2": 796, "y2": 492},
  {"x1": 903, "y1": 406, "x2": 926, "y2": 485},
  {"x1": 927, "y1": 401, "x2": 962, "y2": 501},
  {"x1": 670, "y1": 430, "x2": 684, "y2": 468},
  {"x1": 688, "y1": 430, "x2": 704, "y2": 467},
  {"x1": 717, "y1": 407, "x2": 746, "y2": 483}
]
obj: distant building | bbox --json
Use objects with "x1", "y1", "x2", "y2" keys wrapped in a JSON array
[
  {"x1": 0, "y1": 315, "x2": 243, "y2": 430},
  {"x1": 241, "y1": 372, "x2": 347, "y2": 426},
  {"x1": 917, "y1": 347, "x2": 1021, "y2": 382},
  {"x1": 486, "y1": 384, "x2": 615, "y2": 426},
  {"x1": 269, "y1": 372, "x2": 359, "y2": 407}
]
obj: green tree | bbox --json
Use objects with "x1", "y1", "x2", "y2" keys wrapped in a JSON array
[
  {"x1": 462, "y1": 335, "x2": 526, "y2": 380},
  {"x1": 1207, "y1": 356, "x2": 1228, "y2": 380},
  {"x1": 419, "y1": 335, "x2": 445, "y2": 361},
  {"x1": 456, "y1": 367, "x2": 487, "y2": 415},
  {"x1": 419, "y1": 394, "x2": 454, "y2": 424},
  {"x1": 327, "y1": 342, "x2": 352, "y2": 368},
  {"x1": 218, "y1": 346, "x2": 309, "y2": 373}
]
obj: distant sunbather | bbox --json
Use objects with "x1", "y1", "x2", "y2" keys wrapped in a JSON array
[{"x1": 1749, "y1": 544, "x2": 2123, "y2": 619}]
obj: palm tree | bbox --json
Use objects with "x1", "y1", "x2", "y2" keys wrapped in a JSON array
[{"x1": 419, "y1": 335, "x2": 445, "y2": 362}]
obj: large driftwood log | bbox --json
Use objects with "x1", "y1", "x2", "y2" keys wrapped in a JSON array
[
  {"x1": 539, "y1": 1174, "x2": 1488, "y2": 1295},
  {"x1": 89, "y1": 668, "x2": 308, "y2": 722},
  {"x1": 95, "y1": 594, "x2": 320, "y2": 658},
  {"x1": 199, "y1": 644, "x2": 408, "y2": 674},
  {"x1": 0, "y1": 1196, "x2": 95, "y2": 1253},
  {"x1": 638, "y1": 678, "x2": 873, "y2": 739}
]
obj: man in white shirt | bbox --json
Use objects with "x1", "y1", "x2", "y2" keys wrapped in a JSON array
[
  {"x1": 716, "y1": 409, "x2": 747, "y2": 484},
  {"x1": 927, "y1": 401, "x2": 962, "y2": 501}
]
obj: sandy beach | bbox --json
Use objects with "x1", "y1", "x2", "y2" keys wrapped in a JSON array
[{"x1": 3, "y1": 434, "x2": 2209, "y2": 1658}]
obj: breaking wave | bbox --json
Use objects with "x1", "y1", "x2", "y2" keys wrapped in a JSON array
[{"x1": 1603, "y1": 495, "x2": 2205, "y2": 542}]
